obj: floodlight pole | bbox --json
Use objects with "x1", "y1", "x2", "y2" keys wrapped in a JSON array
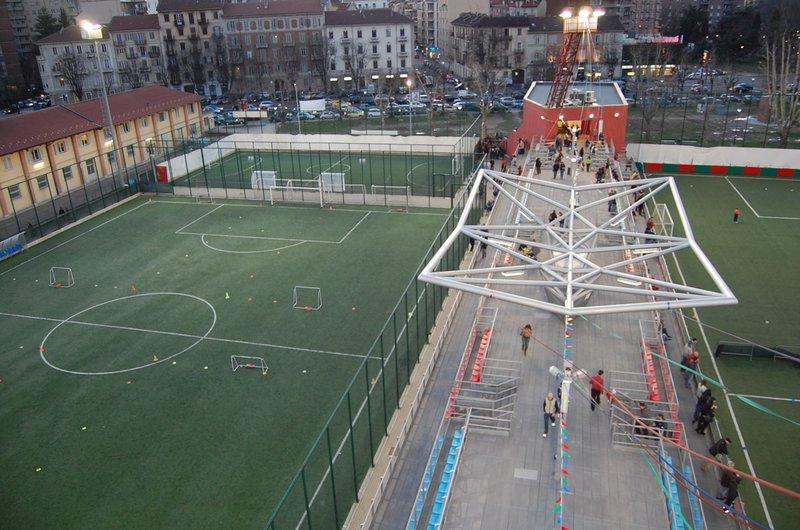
[
  {"x1": 294, "y1": 82, "x2": 301, "y2": 134},
  {"x1": 80, "y1": 21, "x2": 120, "y2": 182},
  {"x1": 406, "y1": 78, "x2": 413, "y2": 136}
]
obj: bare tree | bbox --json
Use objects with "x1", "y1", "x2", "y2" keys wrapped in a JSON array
[
  {"x1": 310, "y1": 37, "x2": 335, "y2": 93},
  {"x1": 183, "y1": 42, "x2": 206, "y2": 93},
  {"x1": 58, "y1": 50, "x2": 87, "y2": 101},
  {"x1": 465, "y1": 28, "x2": 507, "y2": 139},
  {"x1": 343, "y1": 42, "x2": 367, "y2": 90},
  {"x1": 119, "y1": 58, "x2": 147, "y2": 89},
  {"x1": 213, "y1": 34, "x2": 229, "y2": 95},
  {"x1": 763, "y1": 25, "x2": 800, "y2": 147},
  {"x1": 604, "y1": 50, "x2": 620, "y2": 79},
  {"x1": 628, "y1": 43, "x2": 669, "y2": 142}
]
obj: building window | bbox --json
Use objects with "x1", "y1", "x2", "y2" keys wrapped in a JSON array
[
  {"x1": 55, "y1": 141, "x2": 67, "y2": 154},
  {"x1": 328, "y1": 31, "x2": 333, "y2": 39},
  {"x1": 37, "y1": 175, "x2": 49, "y2": 189},
  {"x1": 371, "y1": 29, "x2": 377, "y2": 38},
  {"x1": 8, "y1": 184, "x2": 21, "y2": 200},
  {"x1": 373, "y1": 60, "x2": 378, "y2": 69},
  {"x1": 386, "y1": 44, "x2": 391, "y2": 53},
  {"x1": 372, "y1": 45, "x2": 377, "y2": 54},
  {"x1": 159, "y1": 112, "x2": 166, "y2": 122},
  {"x1": 141, "y1": 118, "x2": 148, "y2": 127},
  {"x1": 330, "y1": 61, "x2": 336, "y2": 70},
  {"x1": 122, "y1": 122, "x2": 131, "y2": 133},
  {"x1": 80, "y1": 134, "x2": 90, "y2": 146},
  {"x1": 300, "y1": 47, "x2": 307, "y2": 56},
  {"x1": 400, "y1": 58, "x2": 406, "y2": 68},
  {"x1": 76, "y1": 45, "x2": 82, "y2": 53},
  {"x1": 357, "y1": 30, "x2": 362, "y2": 38},
  {"x1": 29, "y1": 148, "x2": 42, "y2": 162},
  {"x1": 386, "y1": 29, "x2": 391, "y2": 37},
  {"x1": 86, "y1": 158, "x2": 96, "y2": 175},
  {"x1": 343, "y1": 30, "x2": 348, "y2": 38},
  {"x1": 2, "y1": 157, "x2": 12, "y2": 170},
  {"x1": 101, "y1": 43, "x2": 107, "y2": 52},
  {"x1": 387, "y1": 59, "x2": 392, "y2": 68},
  {"x1": 400, "y1": 28, "x2": 405, "y2": 37},
  {"x1": 189, "y1": 103, "x2": 195, "y2": 113},
  {"x1": 62, "y1": 166, "x2": 73, "y2": 180},
  {"x1": 163, "y1": 14, "x2": 168, "y2": 22},
  {"x1": 127, "y1": 145, "x2": 135, "y2": 158}
]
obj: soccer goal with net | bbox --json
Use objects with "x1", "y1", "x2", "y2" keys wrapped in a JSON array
[
  {"x1": 230, "y1": 355, "x2": 269, "y2": 375},
  {"x1": 293, "y1": 285, "x2": 322, "y2": 311},
  {"x1": 251, "y1": 170, "x2": 277, "y2": 189},
  {"x1": 195, "y1": 193, "x2": 214, "y2": 204},
  {"x1": 372, "y1": 185, "x2": 410, "y2": 210},
  {"x1": 320, "y1": 172, "x2": 346, "y2": 192},
  {"x1": 49, "y1": 267, "x2": 75, "y2": 288}
]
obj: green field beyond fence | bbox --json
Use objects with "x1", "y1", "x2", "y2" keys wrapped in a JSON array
[
  {"x1": 0, "y1": 190, "x2": 484, "y2": 528},
  {"x1": 173, "y1": 149, "x2": 471, "y2": 199}
]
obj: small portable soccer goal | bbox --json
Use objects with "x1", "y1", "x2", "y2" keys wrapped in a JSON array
[
  {"x1": 49, "y1": 267, "x2": 75, "y2": 288},
  {"x1": 231, "y1": 355, "x2": 269, "y2": 375},
  {"x1": 293, "y1": 285, "x2": 322, "y2": 311},
  {"x1": 195, "y1": 193, "x2": 214, "y2": 204}
]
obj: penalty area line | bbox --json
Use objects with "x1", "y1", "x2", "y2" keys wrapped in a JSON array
[{"x1": 0, "y1": 311, "x2": 365, "y2": 360}]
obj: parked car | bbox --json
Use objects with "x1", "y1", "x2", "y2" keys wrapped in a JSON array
[
  {"x1": 203, "y1": 105, "x2": 223, "y2": 114},
  {"x1": 342, "y1": 106, "x2": 364, "y2": 117},
  {"x1": 732, "y1": 83, "x2": 754, "y2": 94},
  {"x1": 512, "y1": 99, "x2": 524, "y2": 109},
  {"x1": 367, "y1": 107, "x2": 382, "y2": 118},
  {"x1": 319, "y1": 110, "x2": 339, "y2": 119},
  {"x1": 499, "y1": 96, "x2": 514, "y2": 106},
  {"x1": 418, "y1": 94, "x2": 430, "y2": 104},
  {"x1": 453, "y1": 101, "x2": 480, "y2": 111},
  {"x1": 258, "y1": 100, "x2": 275, "y2": 110},
  {"x1": 410, "y1": 102, "x2": 427, "y2": 114},
  {"x1": 286, "y1": 110, "x2": 316, "y2": 121}
]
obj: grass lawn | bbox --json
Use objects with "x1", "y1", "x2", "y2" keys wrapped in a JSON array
[
  {"x1": 0, "y1": 196, "x2": 451, "y2": 528},
  {"x1": 656, "y1": 174, "x2": 800, "y2": 529}
]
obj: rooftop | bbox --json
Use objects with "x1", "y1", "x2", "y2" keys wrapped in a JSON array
[
  {"x1": 452, "y1": 13, "x2": 625, "y2": 32},
  {"x1": 222, "y1": 0, "x2": 323, "y2": 17},
  {"x1": 525, "y1": 81, "x2": 627, "y2": 106},
  {"x1": 0, "y1": 86, "x2": 201, "y2": 157},
  {"x1": 325, "y1": 8, "x2": 413, "y2": 26},
  {"x1": 155, "y1": 0, "x2": 223, "y2": 13},
  {"x1": 37, "y1": 24, "x2": 110, "y2": 45},
  {"x1": 107, "y1": 14, "x2": 160, "y2": 32}
]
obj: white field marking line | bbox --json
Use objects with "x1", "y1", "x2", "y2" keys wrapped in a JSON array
[
  {"x1": 295, "y1": 287, "x2": 427, "y2": 530},
  {"x1": 0, "y1": 201, "x2": 150, "y2": 278},
  {"x1": 728, "y1": 393, "x2": 800, "y2": 403},
  {"x1": 200, "y1": 234, "x2": 306, "y2": 254},
  {"x1": 725, "y1": 177, "x2": 761, "y2": 218},
  {"x1": 180, "y1": 231, "x2": 328, "y2": 244},
  {"x1": 666, "y1": 173, "x2": 796, "y2": 182},
  {"x1": 37, "y1": 292, "x2": 217, "y2": 376},
  {"x1": 149, "y1": 199, "x2": 448, "y2": 217},
  {"x1": 669, "y1": 253, "x2": 774, "y2": 527},
  {"x1": 0, "y1": 310, "x2": 365, "y2": 360},
  {"x1": 758, "y1": 214, "x2": 800, "y2": 220},
  {"x1": 174, "y1": 203, "x2": 225, "y2": 233},
  {"x1": 336, "y1": 211, "x2": 370, "y2": 243},
  {"x1": 314, "y1": 155, "x2": 349, "y2": 177}
]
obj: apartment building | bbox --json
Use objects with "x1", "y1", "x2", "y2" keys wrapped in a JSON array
[
  {"x1": 0, "y1": 85, "x2": 202, "y2": 216},
  {"x1": 416, "y1": 0, "x2": 436, "y2": 46},
  {"x1": 36, "y1": 24, "x2": 119, "y2": 103},
  {"x1": 156, "y1": 0, "x2": 226, "y2": 96},
  {"x1": 0, "y1": 1, "x2": 24, "y2": 101},
  {"x1": 489, "y1": 0, "x2": 547, "y2": 17},
  {"x1": 324, "y1": 9, "x2": 413, "y2": 90},
  {"x1": 108, "y1": 15, "x2": 165, "y2": 90},
  {"x1": 451, "y1": 14, "x2": 625, "y2": 81},
  {"x1": 222, "y1": 0, "x2": 324, "y2": 95}
]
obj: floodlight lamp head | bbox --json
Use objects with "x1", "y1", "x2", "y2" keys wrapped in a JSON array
[
  {"x1": 559, "y1": 8, "x2": 573, "y2": 19},
  {"x1": 578, "y1": 7, "x2": 591, "y2": 19},
  {"x1": 593, "y1": 7, "x2": 605, "y2": 18}
]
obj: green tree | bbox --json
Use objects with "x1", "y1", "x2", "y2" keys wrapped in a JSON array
[
  {"x1": 59, "y1": 8, "x2": 73, "y2": 29},
  {"x1": 34, "y1": 8, "x2": 63, "y2": 39}
]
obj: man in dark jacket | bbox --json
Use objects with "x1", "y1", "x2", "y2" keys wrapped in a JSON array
[
  {"x1": 702, "y1": 436, "x2": 732, "y2": 471},
  {"x1": 722, "y1": 473, "x2": 741, "y2": 513}
]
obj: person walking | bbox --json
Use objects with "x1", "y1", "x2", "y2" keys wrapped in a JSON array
[
  {"x1": 552, "y1": 161, "x2": 559, "y2": 179},
  {"x1": 696, "y1": 379, "x2": 709, "y2": 400},
  {"x1": 733, "y1": 207, "x2": 740, "y2": 223},
  {"x1": 501, "y1": 157, "x2": 508, "y2": 172},
  {"x1": 634, "y1": 401, "x2": 650, "y2": 436},
  {"x1": 585, "y1": 154, "x2": 593, "y2": 172},
  {"x1": 535, "y1": 157, "x2": 542, "y2": 175},
  {"x1": 517, "y1": 138, "x2": 526, "y2": 157},
  {"x1": 722, "y1": 473, "x2": 741, "y2": 513},
  {"x1": 693, "y1": 389, "x2": 713, "y2": 423},
  {"x1": 520, "y1": 324, "x2": 533, "y2": 355},
  {"x1": 549, "y1": 210, "x2": 558, "y2": 224},
  {"x1": 702, "y1": 436, "x2": 732, "y2": 472},
  {"x1": 695, "y1": 400, "x2": 717, "y2": 435},
  {"x1": 558, "y1": 211, "x2": 565, "y2": 228},
  {"x1": 680, "y1": 350, "x2": 699, "y2": 388},
  {"x1": 559, "y1": 161, "x2": 566, "y2": 179},
  {"x1": 589, "y1": 369, "x2": 605, "y2": 411},
  {"x1": 542, "y1": 392, "x2": 560, "y2": 437}
]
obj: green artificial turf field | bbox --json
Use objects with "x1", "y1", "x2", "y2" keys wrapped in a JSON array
[
  {"x1": 656, "y1": 174, "x2": 800, "y2": 530},
  {"x1": 173, "y1": 149, "x2": 468, "y2": 197},
  {"x1": 0, "y1": 196, "x2": 452, "y2": 528}
]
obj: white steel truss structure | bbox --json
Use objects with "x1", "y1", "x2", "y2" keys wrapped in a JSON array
[{"x1": 419, "y1": 169, "x2": 737, "y2": 316}]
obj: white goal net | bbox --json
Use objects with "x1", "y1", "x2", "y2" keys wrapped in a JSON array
[
  {"x1": 49, "y1": 267, "x2": 75, "y2": 288},
  {"x1": 320, "y1": 172, "x2": 346, "y2": 192},
  {"x1": 251, "y1": 170, "x2": 277, "y2": 189},
  {"x1": 293, "y1": 285, "x2": 322, "y2": 311},
  {"x1": 195, "y1": 193, "x2": 214, "y2": 204},
  {"x1": 231, "y1": 355, "x2": 269, "y2": 375}
]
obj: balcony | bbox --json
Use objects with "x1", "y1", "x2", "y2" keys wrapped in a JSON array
[
  {"x1": 198, "y1": 18, "x2": 208, "y2": 27},
  {"x1": 164, "y1": 34, "x2": 175, "y2": 42},
  {"x1": 398, "y1": 35, "x2": 408, "y2": 42},
  {"x1": 140, "y1": 62, "x2": 150, "y2": 71},
  {"x1": 369, "y1": 52, "x2": 381, "y2": 59},
  {"x1": 256, "y1": 42, "x2": 267, "y2": 48},
  {"x1": 148, "y1": 48, "x2": 161, "y2": 57},
  {"x1": 398, "y1": 51, "x2": 408, "y2": 57},
  {"x1": 369, "y1": 37, "x2": 380, "y2": 43},
  {"x1": 188, "y1": 33, "x2": 199, "y2": 41},
  {"x1": 340, "y1": 37, "x2": 351, "y2": 44}
]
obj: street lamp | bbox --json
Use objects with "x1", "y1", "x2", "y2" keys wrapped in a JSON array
[
  {"x1": 79, "y1": 20, "x2": 119, "y2": 177},
  {"x1": 294, "y1": 82, "x2": 301, "y2": 134},
  {"x1": 406, "y1": 78, "x2": 413, "y2": 136}
]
